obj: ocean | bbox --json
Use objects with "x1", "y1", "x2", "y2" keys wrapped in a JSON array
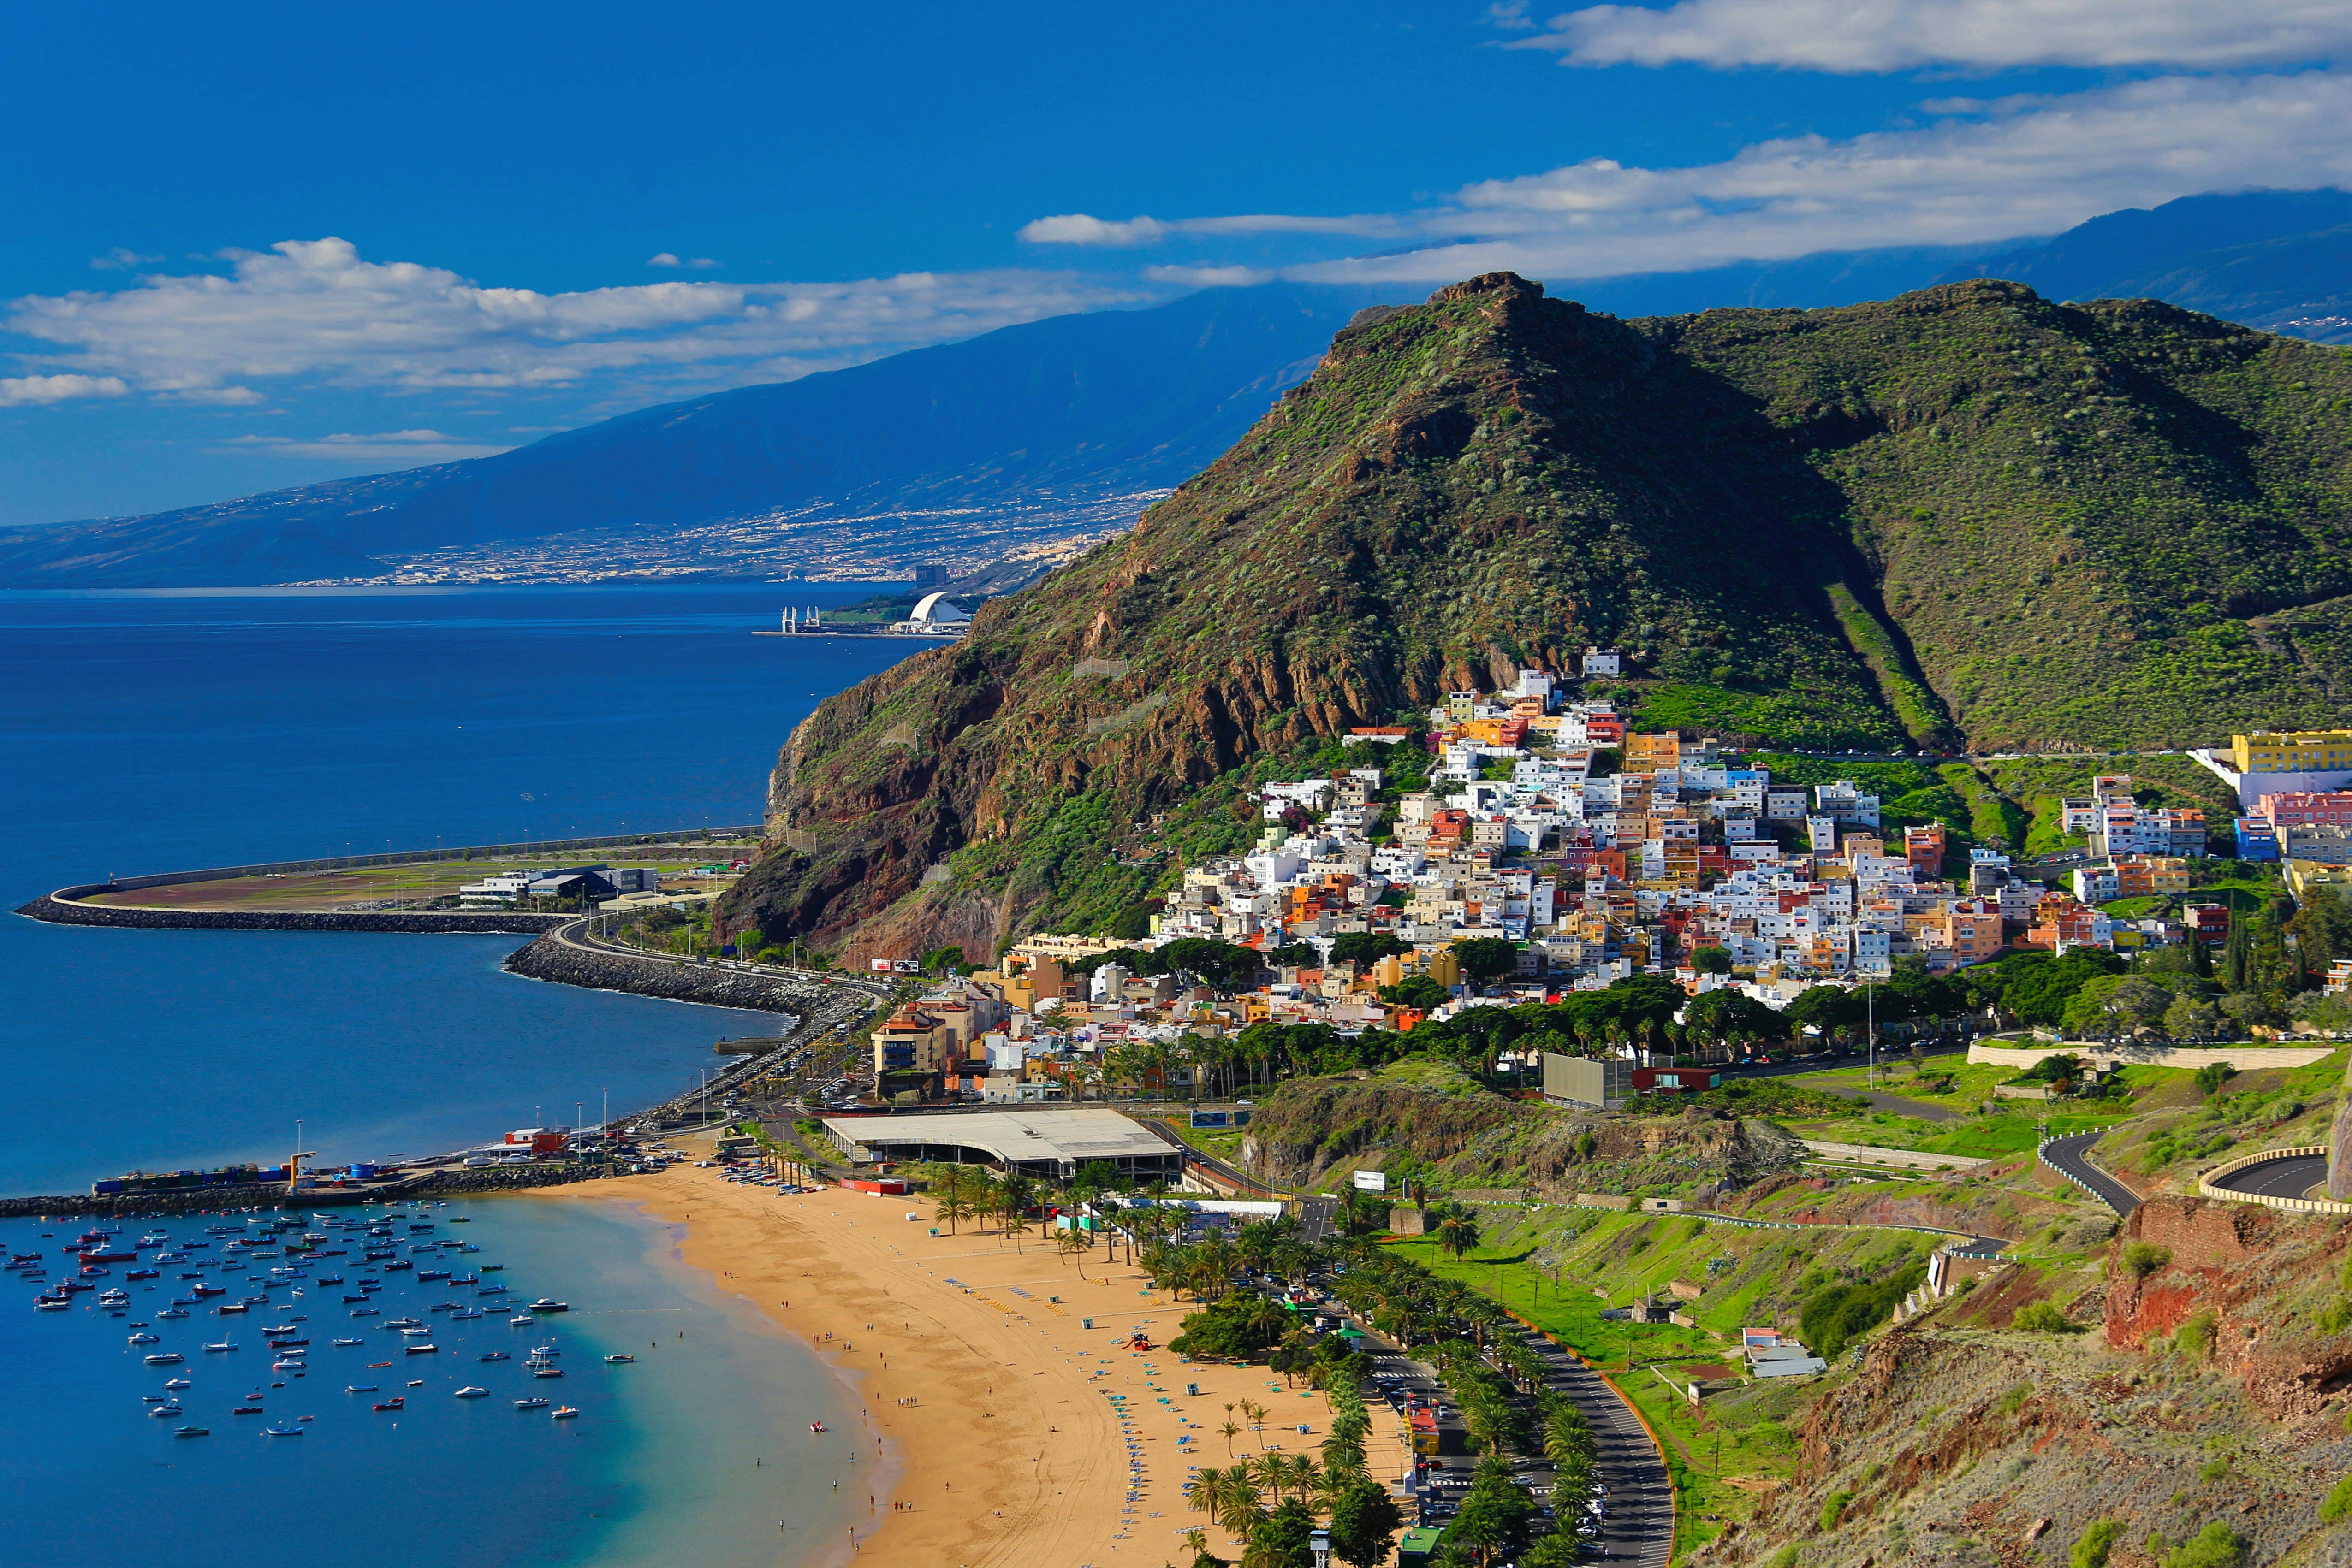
[{"x1": 0, "y1": 583, "x2": 918, "y2": 1563}]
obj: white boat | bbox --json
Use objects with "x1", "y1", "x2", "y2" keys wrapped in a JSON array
[
  {"x1": 149, "y1": 1402, "x2": 182, "y2": 1418},
  {"x1": 514, "y1": 1397, "x2": 548, "y2": 1409},
  {"x1": 158, "y1": 1309, "x2": 189, "y2": 1319},
  {"x1": 128, "y1": 1332, "x2": 160, "y2": 1344},
  {"x1": 550, "y1": 1405, "x2": 579, "y2": 1419},
  {"x1": 526, "y1": 1299, "x2": 569, "y2": 1313},
  {"x1": 453, "y1": 1386, "x2": 488, "y2": 1398},
  {"x1": 143, "y1": 1352, "x2": 184, "y2": 1365},
  {"x1": 202, "y1": 1342, "x2": 236, "y2": 1353},
  {"x1": 332, "y1": 1337, "x2": 363, "y2": 1347},
  {"x1": 405, "y1": 1343, "x2": 437, "y2": 1354},
  {"x1": 508, "y1": 1315, "x2": 535, "y2": 1326},
  {"x1": 163, "y1": 1378, "x2": 190, "y2": 1390}
]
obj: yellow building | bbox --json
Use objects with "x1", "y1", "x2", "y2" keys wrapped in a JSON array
[
  {"x1": 2234, "y1": 730, "x2": 2352, "y2": 773},
  {"x1": 2287, "y1": 859, "x2": 2352, "y2": 900}
]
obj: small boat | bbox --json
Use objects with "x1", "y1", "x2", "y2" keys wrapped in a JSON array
[
  {"x1": 526, "y1": 1299, "x2": 569, "y2": 1313},
  {"x1": 332, "y1": 1337, "x2": 363, "y2": 1347},
  {"x1": 263, "y1": 1424, "x2": 303, "y2": 1437},
  {"x1": 531, "y1": 1367, "x2": 564, "y2": 1379},
  {"x1": 550, "y1": 1406, "x2": 579, "y2": 1420},
  {"x1": 509, "y1": 1315, "x2": 535, "y2": 1326},
  {"x1": 216, "y1": 1303, "x2": 248, "y2": 1314},
  {"x1": 232, "y1": 1405, "x2": 264, "y2": 1415},
  {"x1": 514, "y1": 1397, "x2": 548, "y2": 1409},
  {"x1": 164, "y1": 1378, "x2": 190, "y2": 1390},
  {"x1": 143, "y1": 1352, "x2": 183, "y2": 1365},
  {"x1": 150, "y1": 1402, "x2": 183, "y2": 1418},
  {"x1": 478, "y1": 1352, "x2": 510, "y2": 1363},
  {"x1": 810, "y1": 1421, "x2": 826, "y2": 1433},
  {"x1": 604, "y1": 1354, "x2": 635, "y2": 1364},
  {"x1": 406, "y1": 1379, "x2": 424, "y2": 1387},
  {"x1": 126, "y1": 1268, "x2": 160, "y2": 1280},
  {"x1": 158, "y1": 1309, "x2": 189, "y2": 1320},
  {"x1": 453, "y1": 1386, "x2": 488, "y2": 1398},
  {"x1": 35, "y1": 1300, "x2": 68, "y2": 1312},
  {"x1": 531, "y1": 1344, "x2": 559, "y2": 1358},
  {"x1": 346, "y1": 1385, "x2": 378, "y2": 1393},
  {"x1": 405, "y1": 1343, "x2": 437, "y2": 1354},
  {"x1": 174, "y1": 1426, "x2": 208, "y2": 1438},
  {"x1": 202, "y1": 1342, "x2": 236, "y2": 1353},
  {"x1": 128, "y1": 1332, "x2": 160, "y2": 1344},
  {"x1": 372, "y1": 1398, "x2": 404, "y2": 1411}
]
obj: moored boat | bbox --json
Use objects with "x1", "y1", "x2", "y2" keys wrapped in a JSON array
[{"x1": 550, "y1": 1405, "x2": 579, "y2": 1419}]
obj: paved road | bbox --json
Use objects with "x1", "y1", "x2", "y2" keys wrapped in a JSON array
[
  {"x1": 2040, "y1": 1130, "x2": 2142, "y2": 1215},
  {"x1": 2209, "y1": 1152, "x2": 2327, "y2": 1201},
  {"x1": 1516, "y1": 1333, "x2": 1674, "y2": 1568}
]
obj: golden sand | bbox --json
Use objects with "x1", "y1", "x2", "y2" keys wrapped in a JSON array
[{"x1": 530, "y1": 1149, "x2": 1379, "y2": 1567}]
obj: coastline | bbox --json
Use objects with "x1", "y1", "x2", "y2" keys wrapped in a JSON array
[{"x1": 530, "y1": 1150, "x2": 1322, "y2": 1567}]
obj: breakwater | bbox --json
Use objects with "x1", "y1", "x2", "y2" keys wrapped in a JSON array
[
  {"x1": 502, "y1": 925, "x2": 859, "y2": 1014},
  {"x1": 17, "y1": 886, "x2": 568, "y2": 934},
  {"x1": 0, "y1": 1162, "x2": 631, "y2": 1219}
]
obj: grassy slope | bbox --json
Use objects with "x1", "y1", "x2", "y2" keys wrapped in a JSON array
[{"x1": 734, "y1": 276, "x2": 2352, "y2": 952}]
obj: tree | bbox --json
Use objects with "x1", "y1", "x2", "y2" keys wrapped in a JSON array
[
  {"x1": 1433, "y1": 1203, "x2": 1482, "y2": 1262},
  {"x1": 2161, "y1": 991, "x2": 2221, "y2": 1040},
  {"x1": 927, "y1": 1164, "x2": 976, "y2": 1235},
  {"x1": 2193, "y1": 1060, "x2": 2237, "y2": 1098},
  {"x1": 1329, "y1": 932, "x2": 1412, "y2": 970},
  {"x1": 1378, "y1": 975, "x2": 1451, "y2": 1010},
  {"x1": 1056, "y1": 1223, "x2": 1094, "y2": 1278},
  {"x1": 1452, "y1": 937, "x2": 1520, "y2": 984},
  {"x1": 920, "y1": 943, "x2": 971, "y2": 974},
  {"x1": 2061, "y1": 975, "x2": 2172, "y2": 1038},
  {"x1": 1243, "y1": 1498, "x2": 1318, "y2": 1568},
  {"x1": 1329, "y1": 1478, "x2": 1404, "y2": 1568},
  {"x1": 1682, "y1": 989, "x2": 1789, "y2": 1047},
  {"x1": 1689, "y1": 946, "x2": 1734, "y2": 975}
]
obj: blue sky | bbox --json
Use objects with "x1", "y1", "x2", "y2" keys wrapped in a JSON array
[{"x1": 4, "y1": 0, "x2": 2348, "y2": 525}]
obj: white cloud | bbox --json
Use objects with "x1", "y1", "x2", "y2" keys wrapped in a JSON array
[
  {"x1": 3, "y1": 237, "x2": 1151, "y2": 401},
  {"x1": 1141, "y1": 264, "x2": 1278, "y2": 287},
  {"x1": 0, "y1": 373, "x2": 130, "y2": 406},
  {"x1": 1021, "y1": 212, "x2": 1393, "y2": 247},
  {"x1": 219, "y1": 429, "x2": 516, "y2": 462},
  {"x1": 90, "y1": 248, "x2": 162, "y2": 272},
  {"x1": 1131, "y1": 70, "x2": 2352, "y2": 284},
  {"x1": 1513, "y1": 0, "x2": 2352, "y2": 73},
  {"x1": 647, "y1": 253, "x2": 722, "y2": 269}
]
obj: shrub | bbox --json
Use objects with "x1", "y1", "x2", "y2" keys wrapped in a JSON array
[
  {"x1": 2073, "y1": 1519, "x2": 2122, "y2": 1568},
  {"x1": 2120, "y1": 1243, "x2": 2173, "y2": 1280},
  {"x1": 2176, "y1": 1311, "x2": 2217, "y2": 1358},
  {"x1": 1998, "y1": 1382, "x2": 2034, "y2": 1414},
  {"x1": 1766, "y1": 1549, "x2": 1802, "y2": 1568},
  {"x1": 2012, "y1": 1302, "x2": 2075, "y2": 1333},
  {"x1": 1821, "y1": 1492, "x2": 1853, "y2": 1531},
  {"x1": 2322, "y1": 1473, "x2": 2352, "y2": 1525},
  {"x1": 2163, "y1": 1523, "x2": 2248, "y2": 1568}
]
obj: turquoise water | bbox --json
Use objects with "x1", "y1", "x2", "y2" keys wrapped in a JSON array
[
  {"x1": 0, "y1": 1195, "x2": 864, "y2": 1565},
  {"x1": 0, "y1": 585, "x2": 915, "y2": 1564},
  {"x1": 0, "y1": 584, "x2": 919, "y2": 1194}
]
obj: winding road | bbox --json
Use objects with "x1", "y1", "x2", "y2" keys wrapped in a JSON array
[
  {"x1": 2208, "y1": 1152, "x2": 2328, "y2": 1201},
  {"x1": 2039, "y1": 1130, "x2": 2142, "y2": 1215}
]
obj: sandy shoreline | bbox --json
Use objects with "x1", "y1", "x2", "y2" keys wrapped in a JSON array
[{"x1": 528, "y1": 1147, "x2": 1310, "y2": 1568}]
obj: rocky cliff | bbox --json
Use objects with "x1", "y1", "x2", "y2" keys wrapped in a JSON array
[
  {"x1": 725, "y1": 271, "x2": 2352, "y2": 955},
  {"x1": 1696, "y1": 1198, "x2": 2352, "y2": 1568}
]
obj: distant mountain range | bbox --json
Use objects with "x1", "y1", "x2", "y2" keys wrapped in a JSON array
[{"x1": 4, "y1": 189, "x2": 2346, "y2": 590}]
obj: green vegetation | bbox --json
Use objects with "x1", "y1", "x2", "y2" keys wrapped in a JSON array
[
  {"x1": 730, "y1": 273, "x2": 2352, "y2": 949},
  {"x1": 2074, "y1": 1519, "x2": 2123, "y2": 1568},
  {"x1": 2321, "y1": 1476, "x2": 2352, "y2": 1526},
  {"x1": 2162, "y1": 1524, "x2": 2249, "y2": 1568}
]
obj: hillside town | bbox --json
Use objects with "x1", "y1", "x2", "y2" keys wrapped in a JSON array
[{"x1": 863, "y1": 667, "x2": 2352, "y2": 1102}]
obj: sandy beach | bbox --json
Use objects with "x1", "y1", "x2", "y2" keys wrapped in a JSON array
[{"x1": 531, "y1": 1142, "x2": 1380, "y2": 1568}]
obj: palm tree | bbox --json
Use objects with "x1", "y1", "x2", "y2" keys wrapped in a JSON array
[
  {"x1": 1220, "y1": 1419, "x2": 1242, "y2": 1457},
  {"x1": 1433, "y1": 1204, "x2": 1481, "y2": 1263},
  {"x1": 1250, "y1": 1450, "x2": 1289, "y2": 1501},
  {"x1": 1280, "y1": 1453, "x2": 1318, "y2": 1506},
  {"x1": 1056, "y1": 1223, "x2": 1093, "y2": 1278},
  {"x1": 929, "y1": 1164, "x2": 974, "y2": 1235}
]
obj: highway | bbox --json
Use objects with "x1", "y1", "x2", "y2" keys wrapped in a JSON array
[
  {"x1": 2209, "y1": 1152, "x2": 2328, "y2": 1201},
  {"x1": 2039, "y1": 1130, "x2": 2142, "y2": 1214}
]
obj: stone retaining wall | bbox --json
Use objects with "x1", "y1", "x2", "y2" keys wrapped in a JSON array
[
  {"x1": 16, "y1": 888, "x2": 565, "y2": 935},
  {"x1": 0, "y1": 1163, "x2": 631, "y2": 1218}
]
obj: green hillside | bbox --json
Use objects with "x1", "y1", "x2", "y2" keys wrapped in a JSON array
[{"x1": 725, "y1": 272, "x2": 2352, "y2": 952}]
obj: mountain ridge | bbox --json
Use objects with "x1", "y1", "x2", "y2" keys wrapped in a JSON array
[{"x1": 718, "y1": 270, "x2": 2352, "y2": 957}]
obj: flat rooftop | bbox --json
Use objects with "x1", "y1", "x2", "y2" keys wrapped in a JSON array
[{"x1": 825, "y1": 1107, "x2": 1180, "y2": 1174}]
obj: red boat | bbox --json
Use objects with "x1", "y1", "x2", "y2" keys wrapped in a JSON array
[
  {"x1": 80, "y1": 1249, "x2": 137, "y2": 1264},
  {"x1": 373, "y1": 1398, "x2": 404, "y2": 1411},
  {"x1": 809, "y1": 1421, "x2": 825, "y2": 1433}
]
